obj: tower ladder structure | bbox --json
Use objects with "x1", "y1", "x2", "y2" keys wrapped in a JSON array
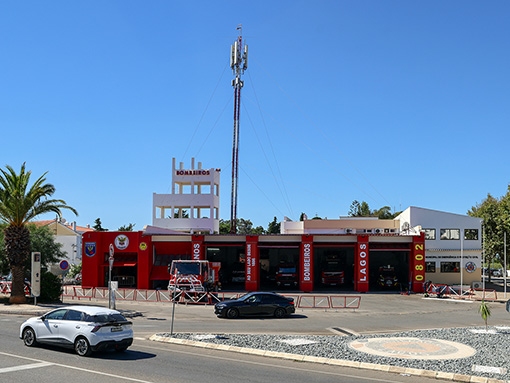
[{"x1": 229, "y1": 26, "x2": 248, "y2": 234}]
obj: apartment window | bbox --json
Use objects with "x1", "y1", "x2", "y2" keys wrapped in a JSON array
[
  {"x1": 440, "y1": 262, "x2": 460, "y2": 273},
  {"x1": 424, "y1": 229, "x2": 436, "y2": 240},
  {"x1": 426, "y1": 262, "x2": 436, "y2": 273},
  {"x1": 464, "y1": 229, "x2": 479, "y2": 240},
  {"x1": 440, "y1": 229, "x2": 460, "y2": 240}
]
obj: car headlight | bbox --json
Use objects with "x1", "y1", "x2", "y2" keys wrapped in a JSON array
[{"x1": 215, "y1": 304, "x2": 226, "y2": 309}]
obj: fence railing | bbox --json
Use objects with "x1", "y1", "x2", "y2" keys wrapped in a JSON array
[
  {"x1": 3, "y1": 283, "x2": 498, "y2": 306},
  {"x1": 0, "y1": 281, "x2": 31, "y2": 296},
  {"x1": 424, "y1": 282, "x2": 498, "y2": 301},
  {"x1": 60, "y1": 286, "x2": 362, "y2": 309}
]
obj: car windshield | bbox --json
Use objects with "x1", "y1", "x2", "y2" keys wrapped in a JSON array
[
  {"x1": 85, "y1": 313, "x2": 127, "y2": 323},
  {"x1": 278, "y1": 267, "x2": 296, "y2": 273},
  {"x1": 324, "y1": 262, "x2": 342, "y2": 271},
  {"x1": 172, "y1": 263, "x2": 200, "y2": 275},
  {"x1": 380, "y1": 269, "x2": 395, "y2": 277}
]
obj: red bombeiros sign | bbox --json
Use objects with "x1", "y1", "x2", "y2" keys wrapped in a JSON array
[{"x1": 300, "y1": 236, "x2": 313, "y2": 292}]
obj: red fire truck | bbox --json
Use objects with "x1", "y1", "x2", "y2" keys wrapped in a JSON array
[
  {"x1": 168, "y1": 260, "x2": 221, "y2": 292},
  {"x1": 321, "y1": 254, "x2": 345, "y2": 286},
  {"x1": 275, "y1": 262, "x2": 298, "y2": 288}
]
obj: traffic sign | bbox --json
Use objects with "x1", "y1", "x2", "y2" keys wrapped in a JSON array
[{"x1": 59, "y1": 260, "x2": 70, "y2": 271}]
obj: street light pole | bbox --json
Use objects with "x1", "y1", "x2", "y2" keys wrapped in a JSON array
[
  {"x1": 108, "y1": 243, "x2": 115, "y2": 309},
  {"x1": 460, "y1": 233, "x2": 464, "y2": 297},
  {"x1": 504, "y1": 232, "x2": 507, "y2": 298}
]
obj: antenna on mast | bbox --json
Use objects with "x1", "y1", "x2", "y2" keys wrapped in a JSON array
[{"x1": 229, "y1": 25, "x2": 248, "y2": 234}]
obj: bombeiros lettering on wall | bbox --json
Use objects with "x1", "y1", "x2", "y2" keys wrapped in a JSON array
[
  {"x1": 176, "y1": 170, "x2": 211, "y2": 176},
  {"x1": 359, "y1": 243, "x2": 367, "y2": 282},
  {"x1": 193, "y1": 243, "x2": 201, "y2": 260},
  {"x1": 303, "y1": 243, "x2": 311, "y2": 281}
]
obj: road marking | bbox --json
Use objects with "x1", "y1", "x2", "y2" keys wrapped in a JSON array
[
  {"x1": 277, "y1": 338, "x2": 317, "y2": 346},
  {"x1": 349, "y1": 337, "x2": 476, "y2": 360},
  {"x1": 0, "y1": 362, "x2": 53, "y2": 373},
  {"x1": 328, "y1": 327, "x2": 360, "y2": 336},
  {"x1": 472, "y1": 365, "x2": 507, "y2": 374},
  {"x1": 0, "y1": 352, "x2": 154, "y2": 382}
]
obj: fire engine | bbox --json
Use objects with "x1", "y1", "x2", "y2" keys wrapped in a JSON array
[
  {"x1": 377, "y1": 265, "x2": 399, "y2": 289},
  {"x1": 167, "y1": 260, "x2": 221, "y2": 292},
  {"x1": 275, "y1": 262, "x2": 298, "y2": 288},
  {"x1": 321, "y1": 254, "x2": 345, "y2": 286}
]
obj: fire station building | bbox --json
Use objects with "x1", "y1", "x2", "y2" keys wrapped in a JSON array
[
  {"x1": 81, "y1": 159, "x2": 482, "y2": 293},
  {"x1": 82, "y1": 228, "x2": 428, "y2": 293}
]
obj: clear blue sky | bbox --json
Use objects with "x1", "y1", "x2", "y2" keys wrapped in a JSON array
[{"x1": 1, "y1": 1, "x2": 509, "y2": 230}]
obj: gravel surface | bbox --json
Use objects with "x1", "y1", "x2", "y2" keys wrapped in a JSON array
[{"x1": 161, "y1": 326, "x2": 510, "y2": 381}]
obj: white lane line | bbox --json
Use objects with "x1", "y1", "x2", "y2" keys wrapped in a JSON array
[
  {"x1": 0, "y1": 352, "x2": 154, "y2": 383},
  {"x1": 0, "y1": 362, "x2": 53, "y2": 373}
]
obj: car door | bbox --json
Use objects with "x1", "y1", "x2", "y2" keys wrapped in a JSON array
[
  {"x1": 59, "y1": 309, "x2": 85, "y2": 346},
  {"x1": 258, "y1": 294, "x2": 278, "y2": 315},
  {"x1": 36, "y1": 309, "x2": 67, "y2": 344},
  {"x1": 242, "y1": 294, "x2": 263, "y2": 316}
]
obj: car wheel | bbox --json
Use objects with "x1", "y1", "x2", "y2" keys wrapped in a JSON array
[
  {"x1": 274, "y1": 308, "x2": 286, "y2": 318},
  {"x1": 22, "y1": 327, "x2": 37, "y2": 347},
  {"x1": 74, "y1": 336, "x2": 92, "y2": 357},
  {"x1": 226, "y1": 308, "x2": 239, "y2": 319}
]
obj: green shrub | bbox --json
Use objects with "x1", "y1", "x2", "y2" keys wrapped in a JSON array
[
  {"x1": 39, "y1": 271, "x2": 63, "y2": 303},
  {"x1": 479, "y1": 300, "x2": 491, "y2": 331}
]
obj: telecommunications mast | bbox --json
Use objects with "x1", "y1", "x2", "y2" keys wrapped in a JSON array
[{"x1": 229, "y1": 25, "x2": 248, "y2": 234}]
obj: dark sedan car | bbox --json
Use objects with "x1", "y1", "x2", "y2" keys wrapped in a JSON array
[{"x1": 214, "y1": 292, "x2": 295, "y2": 319}]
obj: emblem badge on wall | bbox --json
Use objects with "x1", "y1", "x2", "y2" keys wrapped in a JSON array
[
  {"x1": 115, "y1": 235, "x2": 129, "y2": 250},
  {"x1": 465, "y1": 261, "x2": 476, "y2": 273},
  {"x1": 85, "y1": 242, "x2": 96, "y2": 257}
]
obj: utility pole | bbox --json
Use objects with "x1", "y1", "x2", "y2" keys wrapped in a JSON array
[{"x1": 229, "y1": 25, "x2": 248, "y2": 234}]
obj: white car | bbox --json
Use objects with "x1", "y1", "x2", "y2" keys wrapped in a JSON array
[{"x1": 20, "y1": 305, "x2": 133, "y2": 356}]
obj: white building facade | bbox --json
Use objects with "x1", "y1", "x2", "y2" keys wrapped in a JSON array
[
  {"x1": 396, "y1": 207, "x2": 483, "y2": 287},
  {"x1": 152, "y1": 158, "x2": 220, "y2": 234}
]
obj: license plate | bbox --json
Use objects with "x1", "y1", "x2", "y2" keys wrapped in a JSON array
[{"x1": 111, "y1": 326, "x2": 122, "y2": 332}]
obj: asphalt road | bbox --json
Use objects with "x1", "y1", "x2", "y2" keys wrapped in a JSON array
[
  {"x1": 0, "y1": 313, "x2": 441, "y2": 383},
  {"x1": 1, "y1": 291, "x2": 509, "y2": 382},
  {"x1": 112, "y1": 292, "x2": 510, "y2": 336}
]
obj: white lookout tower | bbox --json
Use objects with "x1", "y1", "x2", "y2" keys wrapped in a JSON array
[{"x1": 152, "y1": 158, "x2": 220, "y2": 234}]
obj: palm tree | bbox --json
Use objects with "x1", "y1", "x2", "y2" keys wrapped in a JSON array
[{"x1": 0, "y1": 163, "x2": 78, "y2": 303}]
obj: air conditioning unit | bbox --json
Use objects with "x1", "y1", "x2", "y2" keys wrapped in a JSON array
[
  {"x1": 374, "y1": 228, "x2": 384, "y2": 234},
  {"x1": 472, "y1": 281, "x2": 483, "y2": 289},
  {"x1": 364, "y1": 229, "x2": 373, "y2": 234}
]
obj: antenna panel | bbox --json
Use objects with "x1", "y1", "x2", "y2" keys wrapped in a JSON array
[
  {"x1": 233, "y1": 41, "x2": 239, "y2": 65},
  {"x1": 243, "y1": 44, "x2": 248, "y2": 70},
  {"x1": 230, "y1": 44, "x2": 235, "y2": 68}
]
